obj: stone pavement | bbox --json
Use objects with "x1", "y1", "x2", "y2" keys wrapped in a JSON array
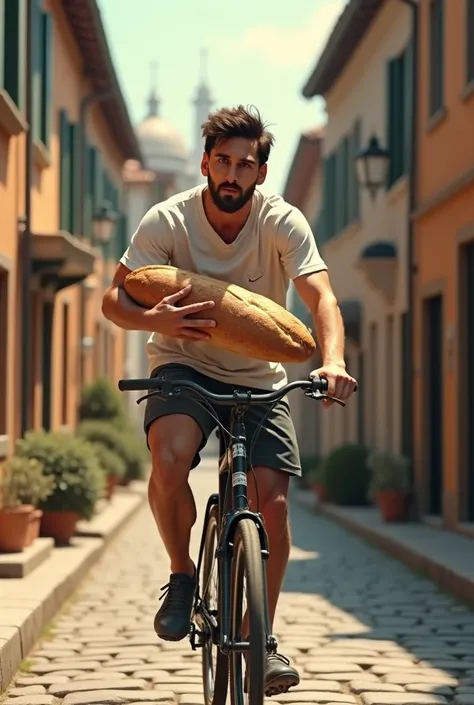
[{"x1": 2, "y1": 460, "x2": 474, "y2": 705}]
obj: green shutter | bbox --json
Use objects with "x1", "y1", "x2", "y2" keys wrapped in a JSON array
[
  {"x1": 40, "y1": 11, "x2": 53, "y2": 145},
  {"x1": 0, "y1": 0, "x2": 5, "y2": 90},
  {"x1": 429, "y1": 0, "x2": 444, "y2": 115},
  {"x1": 83, "y1": 144, "x2": 95, "y2": 239},
  {"x1": 348, "y1": 119, "x2": 361, "y2": 222},
  {"x1": 69, "y1": 122, "x2": 82, "y2": 234},
  {"x1": 329, "y1": 153, "x2": 337, "y2": 239},
  {"x1": 341, "y1": 136, "x2": 349, "y2": 229},
  {"x1": 31, "y1": 0, "x2": 42, "y2": 141},
  {"x1": 59, "y1": 110, "x2": 71, "y2": 231},
  {"x1": 404, "y1": 37, "x2": 413, "y2": 176},
  {"x1": 3, "y1": 0, "x2": 20, "y2": 104},
  {"x1": 468, "y1": 0, "x2": 474, "y2": 83},
  {"x1": 115, "y1": 213, "x2": 128, "y2": 260},
  {"x1": 94, "y1": 152, "x2": 103, "y2": 213},
  {"x1": 387, "y1": 54, "x2": 405, "y2": 187}
]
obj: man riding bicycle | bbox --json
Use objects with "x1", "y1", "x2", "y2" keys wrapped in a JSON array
[{"x1": 102, "y1": 104, "x2": 357, "y2": 696}]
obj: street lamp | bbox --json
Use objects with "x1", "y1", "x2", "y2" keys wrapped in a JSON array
[
  {"x1": 354, "y1": 135, "x2": 390, "y2": 201},
  {"x1": 92, "y1": 201, "x2": 117, "y2": 245}
]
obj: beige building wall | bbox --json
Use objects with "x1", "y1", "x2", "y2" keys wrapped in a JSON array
[{"x1": 316, "y1": 1, "x2": 412, "y2": 459}]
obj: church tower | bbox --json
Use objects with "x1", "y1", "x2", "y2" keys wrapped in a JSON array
[{"x1": 192, "y1": 49, "x2": 213, "y2": 182}]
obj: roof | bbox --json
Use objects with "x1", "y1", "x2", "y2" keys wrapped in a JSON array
[
  {"x1": 302, "y1": 0, "x2": 384, "y2": 98},
  {"x1": 282, "y1": 127, "x2": 324, "y2": 209},
  {"x1": 61, "y1": 0, "x2": 141, "y2": 161}
]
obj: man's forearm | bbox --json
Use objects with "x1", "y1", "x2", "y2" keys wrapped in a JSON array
[
  {"x1": 312, "y1": 294, "x2": 346, "y2": 367},
  {"x1": 101, "y1": 286, "x2": 153, "y2": 331}
]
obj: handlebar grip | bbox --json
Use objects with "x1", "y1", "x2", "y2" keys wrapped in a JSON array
[{"x1": 118, "y1": 379, "x2": 153, "y2": 391}]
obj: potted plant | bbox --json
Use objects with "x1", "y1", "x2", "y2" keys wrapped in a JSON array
[
  {"x1": 367, "y1": 449, "x2": 411, "y2": 522},
  {"x1": 15, "y1": 430, "x2": 105, "y2": 544},
  {"x1": 76, "y1": 419, "x2": 148, "y2": 487},
  {"x1": 90, "y1": 442, "x2": 127, "y2": 500},
  {"x1": 0, "y1": 456, "x2": 53, "y2": 552},
  {"x1": 324, "y1": 443, "x2": 372, "y2": 506}
]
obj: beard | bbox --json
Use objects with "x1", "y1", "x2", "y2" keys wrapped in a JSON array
[{"x1": 207, "y1": 174, "x2": 257, "y2": 214}]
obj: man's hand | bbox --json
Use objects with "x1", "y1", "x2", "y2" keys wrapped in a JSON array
[
  {"x1": 144, "y1": 284, "x2": 216, "y2": 341},
  {"x1": 310, "y1": 363, "x2": 357, "y2": 408}
]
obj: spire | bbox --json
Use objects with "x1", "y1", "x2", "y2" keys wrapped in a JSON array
[
  {"x1": 200, "y1": 49, "x2": 208, "y2": 86},
  {"x1": 147, "y1": 60, "x2": 160, "y2": 117},
  {"x1": 194, "y1": 48, "x2": 212, "y2": 104}
]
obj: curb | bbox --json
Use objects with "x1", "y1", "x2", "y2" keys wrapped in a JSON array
[
  {"x1": 292, "y1": 488, "x2": 474, "y2": 610},
  {"x1": 0, "y1": 487, "x2": 148, "y2": 693}
]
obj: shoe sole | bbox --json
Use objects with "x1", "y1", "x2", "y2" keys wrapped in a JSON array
[{"x1": 265, "y1": 674, "x2": 300, "y2": 697}]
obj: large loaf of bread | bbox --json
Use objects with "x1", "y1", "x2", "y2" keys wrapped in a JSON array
[{"x1": 124, "y1": 265, "x2": 316, "y2": 363}]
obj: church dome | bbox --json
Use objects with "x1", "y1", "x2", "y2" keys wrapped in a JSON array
[{"x1": 135, "y1": 80, "x2": 189, "y2": 176}]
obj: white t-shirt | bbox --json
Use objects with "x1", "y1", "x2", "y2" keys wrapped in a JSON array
[{"x1": 120, "y1": 184, "x2": 327, "y2": 390}]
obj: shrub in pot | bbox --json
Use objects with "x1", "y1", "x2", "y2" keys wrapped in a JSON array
[
  {"x1": 90, "y1": 442, "x2": 126, "y2": 500},
  {"x1": 299, "y1": 454, "x2": 319, "y2": 490},
  {"x1": 323, "y1": 443, "x2": 371, "y2": 506},
  {"x1": 0, "y1": 457, "x2": 38, "y2": 552},
  {"x1": 367, "y1": 450, "x2": 411, "y2": 522},
  {"x1": 79, "y1": 376, "x2": 127, "y2": 425},
  {"x1": 76, "y1": 420, "x2": 148, "y2": 485},
  {"x1": 15, "y1": 430, "x2": 105, "y2": 544}
]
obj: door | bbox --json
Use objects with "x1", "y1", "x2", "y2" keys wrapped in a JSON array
[
  {"x1": 425, "y1": 295, "x2": 443, "y2": 516},
  {"x1": 466, "y1": 244, "x2": 474, "y2": 520}
]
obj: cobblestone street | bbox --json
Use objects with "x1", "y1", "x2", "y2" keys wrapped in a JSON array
[{"x1": 3, "y1": 462, "x2": 474, "y2": 705}]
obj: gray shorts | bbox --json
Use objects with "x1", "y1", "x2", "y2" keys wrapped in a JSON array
[{"x1": 143, "y1": 363, "x2": 301, "y2": 476}]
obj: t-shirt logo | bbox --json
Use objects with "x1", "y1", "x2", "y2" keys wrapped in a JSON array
[{"x1": 248, "y1": 270, "x2": 264, "y2": 283}]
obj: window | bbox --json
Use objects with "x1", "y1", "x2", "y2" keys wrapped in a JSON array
[
  {"x1": 3, "y1": 0, "x2": 26, "y2": 108},
  {"x1": 39, "y1": 10, "x2": 53, "y2": 145},
  {"x1": 429, "y1": 0, "x2": 444, "y2": 116},
  {"x1": 467, "y1": 0, "x2": 474, "y2": 84},
  {"x1": 0, "y1": 267, "x2": 8, "y2": 440},
  {"x1": 348, "y1": 119, "x2": 360, "y2": 222}
]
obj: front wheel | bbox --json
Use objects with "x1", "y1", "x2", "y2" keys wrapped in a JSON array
[
  {"x1": 200, "y1": 505, "x2": 228, "y2": 705},
  {"x1": 229, "y1": 518, "x2": 267, "y2": 705}
]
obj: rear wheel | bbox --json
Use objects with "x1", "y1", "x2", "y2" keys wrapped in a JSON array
[
  {"x1": 200, "y1": 505, "x2": 229, "y2": 705},
  {"x1": 229, "y1": 518, "x2": 266, "y2": 705}
]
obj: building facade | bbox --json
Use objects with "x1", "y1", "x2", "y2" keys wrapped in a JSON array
[
  {"x1": 412, "y1": 0, "x2": 474, "y2": 530},
  {"x1": 282, "y1": 128, "x2": 325, "y2": 462},
  {"x1": 0, "y1": 0, "x2": 140, "y2": 461},
  {"x1": 301, "y1": 0, "x2": 413, "y2": 463}
]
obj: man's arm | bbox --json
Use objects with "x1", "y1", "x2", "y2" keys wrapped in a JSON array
[
  {"x1": 102, "y1": 264, "x2": 155, "y2": 331},
  {"x1": 293, "y1": 270, "x2": 345, "y2": 368}
]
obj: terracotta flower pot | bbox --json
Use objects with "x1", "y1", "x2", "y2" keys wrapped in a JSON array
[
  {"x1": 376, "y1": 490, "x2": 409, "y2": 522},
  {"x1": 40, "y1": 510, "x2": 80, "y2": 545},
  {"x1": 25, "y1": 508, "x2": 43, "y2": 547},
  {"x1": 0, "y1": 505, "x2": 34, "y2": 553},
  {"x1": 106, "y1": 475, "x2": 119, "y2": 501}
]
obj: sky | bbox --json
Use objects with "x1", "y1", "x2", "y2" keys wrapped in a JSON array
[{"x1": 97, "y1": 0, "x2": 348, "y2": 195}]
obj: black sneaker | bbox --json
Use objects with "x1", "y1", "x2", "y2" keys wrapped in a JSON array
[
  {"x1": 264, "y1": 653, "x2": 300, "y2": 696},
  {"x1": 153, "y1": 569, "x2": 196, "y2": 642},
  {"x1": 244, "y1": 652, "x2": 300, "y2": 697}
]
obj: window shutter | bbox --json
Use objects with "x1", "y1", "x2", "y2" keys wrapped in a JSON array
[
  {"x1": 40, "y1": 11, "x2": 53, "y2": 145},
  {"x1": 59, "y1": 110, "x2": 71, "y2": 231},
  {"x1": 69, "y1": 122, "x2": 80, "y2": 234}
]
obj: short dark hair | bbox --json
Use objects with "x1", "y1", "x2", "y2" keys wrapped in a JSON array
[{"x1": 201, "y1": 104, "x2": 275, "y2": 165}]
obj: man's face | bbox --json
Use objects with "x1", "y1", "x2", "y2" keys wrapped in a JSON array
[{"x1": 201, "y1": 137, "x2": 267, "y2": 214}]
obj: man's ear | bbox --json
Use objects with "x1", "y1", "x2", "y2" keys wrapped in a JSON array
[
  {"x1": 201, "y1": 152, "x2": 209, "y2": 177},
  {"x1": 257, "y1": 163, "x2": 267, "y2": 186}
]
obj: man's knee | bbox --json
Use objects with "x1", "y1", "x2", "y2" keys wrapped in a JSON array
[
  {"x1": 148, "y1": 415, "x2": 202, "y2": 494},
  {"x1": 250, "y1": 466, "x2": 290, "y2": 526}
]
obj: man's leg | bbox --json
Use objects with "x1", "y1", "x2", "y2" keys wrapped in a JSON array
[
  {"x1": 144, "y1": 365, "x2": 216, "y2": 641},
  {"x1": 243, "y1": 393, "x2": 301, "y2": 695}
]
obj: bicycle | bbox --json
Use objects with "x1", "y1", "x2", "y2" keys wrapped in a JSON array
[{"x1": 118, "y1": 373, "x2": 347, "y2": 705}]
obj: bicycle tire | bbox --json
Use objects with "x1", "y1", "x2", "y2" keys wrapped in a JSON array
[
  {"x1": 200, "y1": 505, "x2": 229, "y2": 705},
  {"x1": 229, "y1": 517, "x2": 266, "y2": 705}
]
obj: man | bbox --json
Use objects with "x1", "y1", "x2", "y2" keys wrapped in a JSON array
[{"x1": 102, "y1": 104, "x2": 357, "y2": 695}]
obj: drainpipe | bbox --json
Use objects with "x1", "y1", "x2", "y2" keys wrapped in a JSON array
[
  {"x1": 20, "y1": 0, "x2": 34, "y2": 436},
  {"x1": 77, "y1": 90, "x2": 112, "y2": 394},
  {"x1": 398, "y1": 0, "x2": 419, "y2": 487}
]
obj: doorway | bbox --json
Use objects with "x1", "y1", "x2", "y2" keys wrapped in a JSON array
[{"x1": 424, "y1": 294, "x2": 443, "y2": 516}]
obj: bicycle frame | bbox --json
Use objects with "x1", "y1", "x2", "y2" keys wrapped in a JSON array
[{"x1": 193, "y1": 401, "x2": 275, "y2": 657}]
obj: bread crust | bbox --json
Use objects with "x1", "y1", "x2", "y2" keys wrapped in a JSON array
[{"x1": 124, "y1": 265, "x2": 317, "y2": 363}]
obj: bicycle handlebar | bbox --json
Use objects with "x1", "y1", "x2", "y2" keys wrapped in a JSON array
[{"x1": 118, "y1": 375, "x2": 351, "y2": 407}]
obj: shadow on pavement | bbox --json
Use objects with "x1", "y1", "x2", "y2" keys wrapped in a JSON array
[{"x1": 278, "y1": 492, "x2": 474, "y2": 696}]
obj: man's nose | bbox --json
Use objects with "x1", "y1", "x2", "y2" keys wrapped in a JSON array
[{"x1": 224, "y1": 167, "x2": 238, "y2": 183}]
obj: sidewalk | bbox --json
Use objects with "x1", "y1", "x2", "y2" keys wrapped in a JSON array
[{"x1": 292, "y1": 488, "x2": 474, "y2": 609}]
